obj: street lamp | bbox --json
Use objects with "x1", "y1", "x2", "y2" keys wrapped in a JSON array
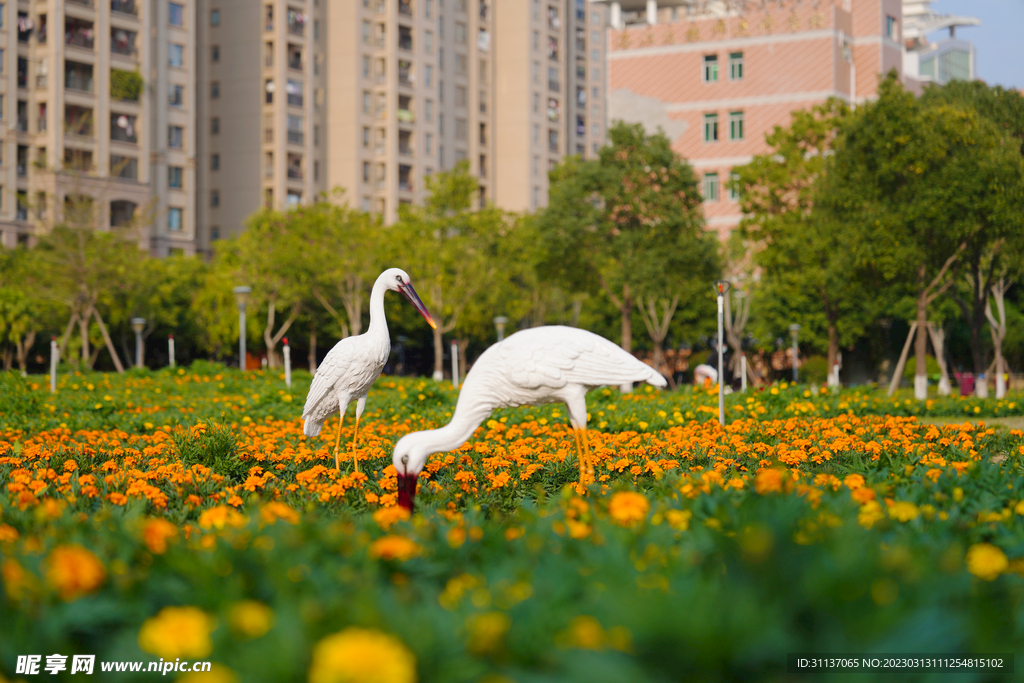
[
  {"x1": 493, "y1": 316, "x2": 509, "y2": 342},
  {"x1": 233, "y1": 286, "x2": 251, "y2": 371},
  {"x1": 734, "y1": 291, "x2": 747, "y2": 391},
  {"x1": 789, "y1": 324, "x2": 801, "y2": 384},
  {"x1": 713, "y1": 280, "x2": 731, "y2": 426},
  {"x1": 131, "y1": 318, "x2": 146, "y2": 369}
]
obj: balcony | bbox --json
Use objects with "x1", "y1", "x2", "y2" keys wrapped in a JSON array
[
  {"x1": 66, "y1": 19, "x2": 96, "y2": 50},
  {"x1": 69, "y1": 0, "x2": 95, "y2": 6},
  {"x1": 65, "y1": 105, "x2": 94, "y2": 138},
  {"x1": 398, "y1": 130, "x2": 413, "y2": 156},
  {"x1": 288, "y1": 47, "x2": 303, "y2": 71},
  {"x1": 111, "y1": 0, "x2": 138, "y2": 16},
  {"x1": 287, "y1": 154, "x2": 303, "y2": 180},
  {"x1": 17, "y1": 59, "x2": 28, "y2": 89},
  {"x1": 17, "y1": 13, "x2": 30, "y2": 43},
  {"x1": 286, "y1": 80, "x2": 303, "y2": 107},
  {"x1": 398, "y1": 26, "x2": 413, "y2": 51},
  {"x1": 398, "y1": 164, "x2": 413, "y2": 192},
  {"x1": 548, "y1": 80, "x2": 560, "y2": 93},
  {"x1": 287, "y1": 130, "x2": 304, "y2": 145},
  {"x1": 65, "y1": 62, "x2": 95, "y2": 93},
  {"x1": 399, "y1": 0, "x2": 412, "y2": 16},
  {"x1": 111, "y1": 113, "x2": 137, "y2": 143},
  {"x1": 111, "y1": 29, "x2": 137, "y2": 58},
  {"x1": 287, "y1": 9, "x2": 306, "y2": 37},
  {"x1": 398, "y1": 60, "x2": 413, "y2": 87}
]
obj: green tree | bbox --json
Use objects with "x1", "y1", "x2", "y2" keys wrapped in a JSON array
[
  {"x1": 818, "y1": 75, "x2": 1020, "y2": 399},
  {"x1": 391, "y1": 163, "x2": 517, "y2": 379},
  {"x1": 538, "y1": 122, "x2": 711, "y2": 354},
  {"x1": 0, "y1": 247, "x2": 57, "y2": 373},
  {"x1": 921, "y1": 81, "x2": 1024, "y2": 382},
  {"x1": 733, "y1": 98, "x2": 876, "y2": 381}
]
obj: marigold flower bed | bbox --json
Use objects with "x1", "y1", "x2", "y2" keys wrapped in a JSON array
[{"x1": 1, "y1": 368, "x2": 1023, "y2": 681}]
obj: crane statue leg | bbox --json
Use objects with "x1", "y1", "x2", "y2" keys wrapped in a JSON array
[
  {"x1": 565, "y1": 394, "x2": 593, "y2": 494},
  {"x1": 351, "y1": 396, "x2": 368, "y2": 473},
  {"x1": 333, "y1": 411, "x2": 345, "y2": 471}
]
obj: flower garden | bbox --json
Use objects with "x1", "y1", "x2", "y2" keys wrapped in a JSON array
[{"x1": 2, "y1": 366, "x2": 1024, "y2": 682}]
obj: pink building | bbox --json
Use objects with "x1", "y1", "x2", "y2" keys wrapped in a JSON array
[{"x1": 600, "y1": 0, "x2": 904, "y2": 240}]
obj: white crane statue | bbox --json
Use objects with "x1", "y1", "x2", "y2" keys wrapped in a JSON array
[
  {"x1": 391, "y1": 325, "x2": 667, "y2": 510},
  {"x1": 302, "y1": 268, "x2": 436, "y2": 471}
]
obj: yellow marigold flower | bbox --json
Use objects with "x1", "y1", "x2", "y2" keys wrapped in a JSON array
[
  {"x1": 138, "y1": 606, "x2": 215, "y2": 659},
  {"x1": 843, "y1": 474, "x2": 865, "y2": 490},
  {"x1": 369, "y1": 535, "x2": 421, "y2": 562},
  {"x1": 198, "y1": 505, "x2": 248, "y2": 530},
  {"x1": 665, "y1": 509, "x2": 692, "y2": 531},
  {"x1": 229, "y1": 600, "x2": 274, "y2": 639},
  {"x1": 178, "y1": 664, "x2": 239, "y2": 683},
  {"x1": 0, "y1": 523, "x2": 19, "y2": 543},
  {"x1": 562, "y1": 615, "x2": 606, "y2": 650},
  {"x1": 608, "y1": 492, "x2": 649, "y2": 527},
  {"x1": 754, "y1": 468, "x2": 785, "y2": 494},
  {"x1": 888, "y1": 501, "x2": 919, "y2": 523},
  {"x1": 966, "y1": 543, "x2": 1009, "y2": 582},
  {"x1": 858, "y1": 501, "x2": 885, "y2": 529},
  {"x1": 1014, "y1": 500, "x2": 1024, "y2": 516},
  {"x1": 466, "y1": 611, "x2": 511, "y2": 655},
  {"x1": 373, "y1": 506, "x2": 411, "y2": 530},
  {"x1": 260, "y1": 502, "x2": 300, "y2": 525},
  {"x1": 45, "y1": 545, "x2": 106, "y2": 601},
  {"x1": 851, "y1": 487, "x2": 876, "y2": 504},
  {"x1": 142, "y1": 518, "x2": 178, "y2": 554},
  {"x1": 2, "y1": 558, "x2": 33, "y2": 600},
  {"x1": 308, "y1": 628, "x2": 416, "y2": 683}
]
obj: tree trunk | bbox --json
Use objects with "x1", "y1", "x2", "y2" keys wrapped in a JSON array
[
  {"x1": 620, "y1": 282, "x2": 632, "y2": 353},
  {"x1": 914, "y1": 283, "x2": 929, "y2": 400},
  {"x1": 79, "y1": 310, "x2": 90, "y2": 367},
  {"x1": 59, "y1": 311, "x2": 80, "y2": 358},
  {"x1": 263, "y1": 299, "x2": 300, "y2": 369},
  {"x1": 432, "y1": 326, "x2": 444, "y2": 381},
  {"x1": 826, "y1": 322, "x2": 840, "y2": 387},
  {"x1": 92, "y1": 306, "x2": 126, "y2": 373},
  {"x1": 308, "y1": 322, "x2": 318, "y2": 373},
  {"x1": 16, "y1": 330, "x2": 35, "y2": 376},
  {"x1": 2, "y1": 346, "x2": 11, "y2": 371},
  {"x1": 986, "y1": 278, "x2": 1010, "y2": 399}
]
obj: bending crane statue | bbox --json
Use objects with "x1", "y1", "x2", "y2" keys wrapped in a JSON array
[
  {"x1": 302, "y1": 268, "x2": 436, "y2": 471},
  {"x1": 392, "y1": 325, "x2": 667, "y2": 510}
]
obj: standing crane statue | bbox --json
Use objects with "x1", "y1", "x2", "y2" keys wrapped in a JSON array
[
  {"x1": 392, "y1": 325, "x2": 668, "y2": 510},
  {"x1": 302, "y1": 268, "x2": 436, "y2": 471}
]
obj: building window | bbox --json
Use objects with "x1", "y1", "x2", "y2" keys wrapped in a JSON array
[
  {"x1": 211, "y1": 81, "x2": 220, "y2": 98},
  {"x1": 703, "y1": 54, "x2": 718, "y2": 82},
  {"x1": 362, "y1": 126, "x2": 370, "y2": 147},
  {"x1": 169, "y1": 84, "x2": 184, "y2": 107},
  {"x1": 729, "y1": 52, "x2": 743, "y2": 80},
  {"x1": 729, "y1": 111, "x2": 744, "y2": 140},
  {"x1": 211, "y1": 154, "x2": 220, "y2": 170},
  {"x1": 425, "y1": 99, "x2": 433, "y2": 122},
  {"x1": 168, "y1": 125, "x2": 183, "y2": 148},
  {"x1": 425, "y1": 64, "x2": 433, "y2": 87},
  {"x1": 455, "y1": 85, "x2": 466, "y2": 107},
  {"x1": 211, "y1": 9, "x2": 221, "y2": 26},
  {"x1": 362, "y1": 91, "x2": 371, "y2": 114},
  {"x1": 704, "y1": 113, "x2": 718, "y2": 142},
  {"x1": 211, "y1": 227, "x2": 220, "y2": 240},
  {"x1": 211, "y1": 117, "x2": 220, "y2": 134},
  {"x1": 703, "y1": 173, "x2": 719, "y2": 201},
  {"x1": 168, "y1": 207, "x2": 183, "y2": 231},
  {"x1": 169, "y1": 44, "x2": 185, "y2": 68},
  {"x1": 548, "y1": 128, "x2": 558, "y2": 152},
  {"x1": 425, "y1": 0, "x2": 432, "y2": 18},
  {"x1": 455, "y1": 118, "x2": 467, "y2": 140},
  {"x1": 362, "y1": 20, "x2": 371, "y2": 43},
  {"x1": 169, "y1": 3, "x2": 184, "y2": 27},
  {"x1": 729, "y1": 172, "x2": 740, "y2": 201},
  {"x1": 886, "y1": 15, "x2": 898, "y2": 39},
  {"x1": 212, "y1": 45, "x2": 220, "y2": 62},
  {"x1": 455, "y1": 22, "x2": 466, "y2": 44},
  {"x1": 532, "y1": 61, "x2": 539, "y2": 84},
  {"x1": 211, "y1": 191, "x2": 220, "y2": 207},
  {"x1": 425, "y1": 133, "x2": 433, "y2": 154},
  {"x1": 111, "y1": 155, "x2": 137, "y2": 179},
  {"x1": 168, "y1": 166, "x2": 184, "y2": 189}
]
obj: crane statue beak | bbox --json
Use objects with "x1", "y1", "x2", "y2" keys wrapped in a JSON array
[
  {"x1": 400, "y1": 282, "x2": 437, "y2": 330},
  {"x1": 397, "y1": 473, "x2": 418, "y2": 511}
]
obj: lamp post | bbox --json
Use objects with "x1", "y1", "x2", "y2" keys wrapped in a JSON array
[
  {"x1": 734, "y1": 290, "x2": 746, "y2": 392},
  {"x1": 789, "y1": 324, "x2": 801, "y2": 384},
  {"x1": 233, "y1": 286, "x2": 251, "y2": 370},
  {"x1": 131, "y1": 318, "x2": 146, "y2": 369},
  {"x1": 168, "y1": 335, "x2": 176, "y2": 368},
  {"x1": 714, "y1": 280, "x2": 731, "y2": 426},
  {"x1": 282, "y1": 337, "x2": 292, "y2": 388},
  {"x1": 493, "y1": 316, "x2": 508, "y2": 342},
  {"x1": 50, "y1": 336, "x2": 58, "y2": 393}
]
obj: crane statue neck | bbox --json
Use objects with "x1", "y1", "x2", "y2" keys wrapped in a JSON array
[{"x1": 366, "y1": 274, "x2": 392, "y2": 337}]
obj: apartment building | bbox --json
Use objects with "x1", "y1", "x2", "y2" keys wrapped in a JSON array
[
  {"x1": 599, "y1": 0, "x2": 904, "y2": 240},
  {"x1": 902, "y1": 0, "x2": 979, "y2": 87},
  {"x1": 493, "y1": 0, "x2": 608, "y2": 211},
  {"x1": 196, "y1": 0, "x2": 327, "y2": 250},
  {"x1": 0, "y1": 0, "x2": 198, "y2": 256}
]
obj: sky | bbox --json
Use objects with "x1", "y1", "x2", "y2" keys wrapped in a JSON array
[{"x1": 928, "y1": 0, "x2": 1024, "y2": 89}]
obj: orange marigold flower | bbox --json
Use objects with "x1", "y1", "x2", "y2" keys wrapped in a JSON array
[
  {"x1": 2, "y1": 558, "x2": 33, "y2": 600},
  {"x1": 607, "y1": 492, "x2": 649, "y2": 527},
  {"x1": 966, "y1": 543, "x2": 1009, "y2": 581},
  {"x1": 851, "y1": 487, "x2": 876, "y2": 504},
  {"x1": 45, "y1": 545, "x2": 106, "y2": 601},
  {"x1": 198, "y1": 505, "x2": 248, "y2": 530},
  {"x1": 142, "y1": 518, "x2": 178, "y2": 554},
  {"x1": 754, "y1": 468, "x2": 785, "y2": 494},
  {"x1": 138, "y1": 606, "x2": 215, "y2": 659},
  {"x1": 309, "y1": 627, "x2": 416, "y2": 683},
  {"x1": 858, "y1": 501, "x2": 885, "y2": 529},
  {"x1": 0, "y1": 523, "x2": 19, "y2": 543},
  {"x1": 260, "y1": 502, "x2": 300, "y2": 525},
  {"x1": 369, "y1": 535, "x2": 421, "y2": 562},
  {"x1": 373, "y1": 506, "x2": 411, "y2": 530},
  {"x1": 843, "y1": 474, "x2": 865, "y2": 490},
  {"x1": 108, "y1": 492, "x2": 128, "y2": 506}
]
